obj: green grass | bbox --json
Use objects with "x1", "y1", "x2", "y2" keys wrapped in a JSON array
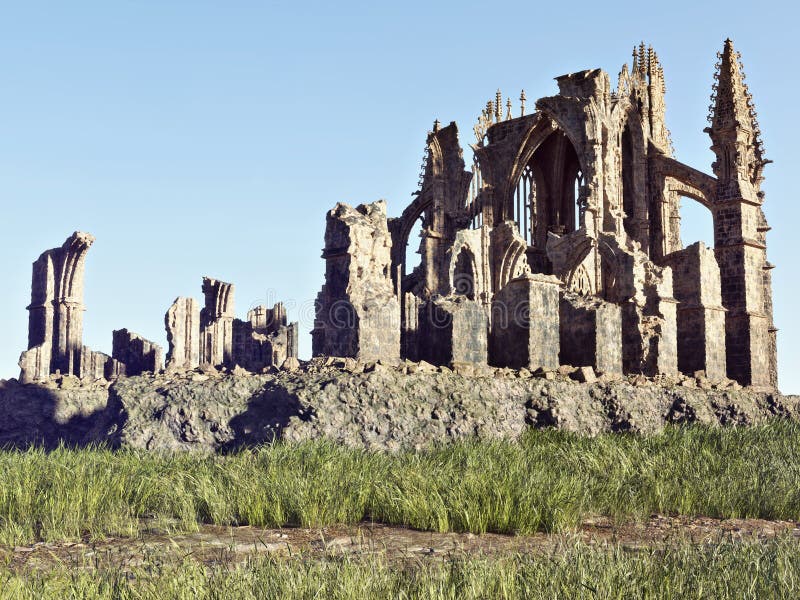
[
  {"x1": 3, "y1": 538, "x2": 800, "y2": 599},
  {"x1": 1, "y1": 422, "x2": 800, "y2": 545}
]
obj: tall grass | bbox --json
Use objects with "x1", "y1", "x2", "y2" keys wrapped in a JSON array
[
  {"x1": 1, "y1": 422, "x2": 800, "y2": 545},
  {"x1": 3, "y1": 538, "x2": 800, "y2": 599}
]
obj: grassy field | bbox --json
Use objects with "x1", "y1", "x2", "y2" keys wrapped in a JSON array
[
  {"x1": 3, "y1": 538, "x2": 800, "y2": 599},
  {"x1": 0, "y1": 421, "x2": 799, "y2": 545}
]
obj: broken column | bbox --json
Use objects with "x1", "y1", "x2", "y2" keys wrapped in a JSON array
[
  {"x1": 200, "y1": 277, "x2": 235, "y2": 367},
  {"x1": 19, "y1": 231, "x2": 101, "y2": 382},
  {"x1": 489, "y1": 274, "x2": 561, "y2": 370},
  {"x1": 417, "y1": 296, "x2": 488, "y2": 367},
  {"x1": 165, "y1": 297, "x2": 200, "y2": 371},
  {"x1": 559, "y1": 292, "x2": 622, "y2": 375},
  {"x1": 112, "y1": 329, "x2": 163, "y2": 376},
  {"x1": 660, "y1": 242, "x2": 727, "y2": 380},
  {"x1": 312, "y1": 200, "x2": 400, "y2": 362}
]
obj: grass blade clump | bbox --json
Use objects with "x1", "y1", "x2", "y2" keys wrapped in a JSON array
[{"x1": 2, "y1": 421, "x2": 800, "y2": 544}]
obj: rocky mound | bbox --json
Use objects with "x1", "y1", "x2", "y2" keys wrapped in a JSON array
[{"x1": 0, "y1": 360, "x2": 795, "y2": 451}]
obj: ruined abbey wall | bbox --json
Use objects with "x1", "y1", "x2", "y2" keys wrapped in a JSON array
[{"x1": 312, "y1": 40, "x2": 778, "y2": 391}]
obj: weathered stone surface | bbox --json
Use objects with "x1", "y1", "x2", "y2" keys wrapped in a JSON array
[
  {"x1": 312, "y1": 201, "x2": 401, "y2": 362},
  {"x1": 165, "y1": 297, "x2": 200, "y2": 371},
  {"x1": 660, "y1": 242, "x2": 727, "y2": 381},
  {"x1": 417, "y1": 296, "x2": 487, "y2": 366},
  {"x1": 232, "y1": 303, "x2": 298, "y2": 371},
  {"x1": 490, "y1": 274, "x2": 561, "y2": 370},
  {"x1": 560, "y1": 292, "x2": 622, "y2": 375},
  {"x1": 0, "y1": 371, "x2": 795, "y2": 452}
]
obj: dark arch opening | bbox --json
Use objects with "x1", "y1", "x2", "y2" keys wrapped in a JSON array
[
  {"x1": 621, "y1": 122, "x2": 636, "y2": 239},
  {"x1": 512, "y1": 128, "x2": 582, "y2": 249},
  {"x1": 453, "y1": 247, "x2": 476, "y2": 300}
]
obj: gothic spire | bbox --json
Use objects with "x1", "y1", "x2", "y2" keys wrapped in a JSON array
[{"x1": 706, "y1": 39, "x2": 768, "y2": 188}]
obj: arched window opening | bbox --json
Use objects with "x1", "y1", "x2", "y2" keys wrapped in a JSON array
[
  {"x1": 453, "y1": 248, "x2": 476, "y2": 300},
  {"x1": 621, "y1": 123, "x2": 636, "y2": 239},
  {"x1": 466, "y1": 156, "x2": 484, "y2": 230},
  {"x1": 514, "y1": 128, "x2": 581, "y2": 248},
  {"x1": 514, "y1": 165, "x2": 536, "y2": 245},
  {"x1": 678, "y1": 196, "x2": 714, "y2": 249},
  {"x1": 405, "y1": 217, "x2": 424, "y2": 273},
  {"x1": 574, "y1": 170, "x2": 584, "y2": 231}
]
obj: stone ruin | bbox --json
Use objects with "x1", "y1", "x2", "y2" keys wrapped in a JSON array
[
  {"x1": 312, "y1": 40, "x2": 778, "y2": 390},
  {"x1": 18, "y1": 237, "x2": 299, "y2": 383},
  {"x1": 16, "y1": 40, "x2": 778, "y2": 393}
]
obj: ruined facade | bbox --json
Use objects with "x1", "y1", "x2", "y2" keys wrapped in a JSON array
[
  {"x1": 314, "y1": 40, "x2": 778, "y2": 389},
  {"x1": 19, "y1": 239, "x2": 298, "y2": 382}
]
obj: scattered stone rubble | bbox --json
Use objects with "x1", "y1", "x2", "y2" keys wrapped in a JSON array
[
  {"x1": 312, "y1": 39, "x2": 778, "y2": 391},
  {"x1": 0, "y1": 361, "x2": 795, "y2": 452}
]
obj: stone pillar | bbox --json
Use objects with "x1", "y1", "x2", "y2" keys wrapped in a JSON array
[
  {"x1": 418, "y1": 296, "x2": 487, "y2": 367},
  {"x1": 313, "y1": 200, "x2": 400, "y2": 362},
  {"x1": 19, "y1": 231, "x2": 95, "y2": 382},
  {"x1": 165, "y1": 297, "x2": 201, "y2": 371},
  {"x1": 489, "y1": 274, "x2": 561, "y2": 370},
  {"x1": 200, "y1": 277, "x2": 235, "y2": 367},
  {"x1": 559, "y1": 292, "x2": 622, "y2": 374},
  {"x1": 661, "y1": 242, "x2": 727, "y2": 381},
  {"x1": 112, "y1": 329, "x2": 163, "y2": 375}
]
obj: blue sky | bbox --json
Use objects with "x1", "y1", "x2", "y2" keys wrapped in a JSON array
[{"x1": 1, "y1": 1, "x2": 797, "y2": 390}]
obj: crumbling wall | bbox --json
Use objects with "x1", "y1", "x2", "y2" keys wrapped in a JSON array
[
  {"x1": 233, "y1": 303, "x2": 298, "y2": 371},
  {"x1": 112, "y1": 329, "x2": 163, "y2": 376},
  {"x1": 312, "y1": 200, "x2": 400, "y2": 362},
  {"x1": 661, "y1": 242, "x2": 726, "y2": 380},
  {"x1": 417, "y1": 296, "x2": 487, "y2": 367}
]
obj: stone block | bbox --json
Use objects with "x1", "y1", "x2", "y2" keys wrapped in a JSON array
[
  {"x1": 417, "y1": 296, "x2": 488, "y2": 367},
  {"x1": 489, "y1": 274, "x2": 561, "y2": 370},
  {"x1": 559, "y1": 292, "x2": 622, "y2": 375}
]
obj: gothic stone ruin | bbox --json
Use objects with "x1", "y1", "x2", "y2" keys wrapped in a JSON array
[
  {"x1": 313, "y1": 40, "x2": 778, "y2": 390},
  {"x1": 19, "y1": 237, "x2": 299, "y2": 383}
]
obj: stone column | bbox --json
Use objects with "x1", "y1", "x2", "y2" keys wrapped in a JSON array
[
  {"x1": 165, "y1": 297, "x2": 201, "y2": 371},
  {"x1": 19, "y1": 231, "x2": 95, "y2": 381},
  {"x1": 200, "y1": 277, "x2": 235, "y2": 367}
]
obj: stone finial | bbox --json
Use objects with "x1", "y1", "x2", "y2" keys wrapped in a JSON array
[
  {"x1": 519, "y1": 90, "x2": 526, "y2": 117},
  {"x1": 495, "y1": 89, "x2": 502, "y2": 122},
  {"x1": 506, "y1": 97, "x2": 512, "y2": 121}
]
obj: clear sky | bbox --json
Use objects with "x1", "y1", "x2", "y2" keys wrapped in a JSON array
[{"x1": 1, "y1": 1, "x2": 797, "y2": 391}]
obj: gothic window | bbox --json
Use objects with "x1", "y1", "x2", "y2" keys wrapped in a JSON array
[{"x1": 514, "y1": 164, "x2": 536, "y2": 245}]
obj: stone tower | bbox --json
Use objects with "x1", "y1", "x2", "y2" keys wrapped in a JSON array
[{"x1": 705, "y1": 39, "x2": 776, "y2": 388}]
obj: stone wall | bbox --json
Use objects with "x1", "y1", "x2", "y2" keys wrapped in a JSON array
[{"x1": 312, "y1": 201, "x2": 400, "y2": 362}]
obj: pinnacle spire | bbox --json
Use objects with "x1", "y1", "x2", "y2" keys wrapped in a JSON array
[{"x1": 707, "y1": 38, "x2": 768, "y2": 185}]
